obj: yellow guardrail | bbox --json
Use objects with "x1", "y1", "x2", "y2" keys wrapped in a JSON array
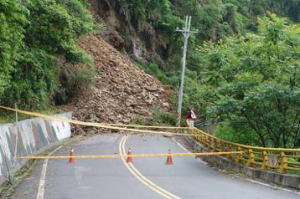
[{"x1": 190, "y1": 128, "x2": 300, "y2": 174}]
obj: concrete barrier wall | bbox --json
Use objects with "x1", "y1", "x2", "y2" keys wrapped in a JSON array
[{"x1": 0, "y1": 112, "x2": 72, "y2": 185}]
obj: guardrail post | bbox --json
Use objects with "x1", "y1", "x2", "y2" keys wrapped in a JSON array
[
  {"x1": 220, "y1": 142, "x2": 225, "y2": 153},
  {"x1": 191, "y1": 127, "x2": 300, "y2": 174},
  {"x1": 261, "y1": 150, "x2": 269, "y2": 170},
  {"x1": 198, "y1": 130, "x2": 202, "y2": 143},
  {"x1": 197, "y1": 133, "x2": 201, "y2": 143},
  {"x1": 213, "y1": 138, "x2": 218, "y2": 152},
  {"x1": 236, "y1": 146, "x2": 243, "y2": 163},
  {"x1": 192, "y1": 128, "x2": 197, "y2": 142},
  {"x1": 247, "y1": 149, "x2": 255, "y2": 167},
  {"x1": 204, "y1": 135, "x2": 208, "y2": 148},
  {"x1": 206, "y1": 136, "x2": 210, "y2": 149},
  {"x1": 201, "y1": 134, "x2": 206, "y2": 146},
  {"x1": 227, "y1": 144, "x2": 233, "y2": 159},
  {"x1": 279, "y1": 152, "x2": 288, "y2": 174}
]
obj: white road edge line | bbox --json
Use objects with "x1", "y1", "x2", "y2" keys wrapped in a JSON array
[
  {"x1": 120, "y1": 136, "x2": 181, "y2": 199},
  {"x1": 36, "y1": 145, "x2": 63, "y2": 199},
  {"x1": 244, "y1": 178, "x2": 300, "y2": 195},
  {"x1": 171, "y1": 138, "x2": 190, "y2": 153},
  {"x1": 171, "y1": 138, "x2": 299, "y2": 195},
  {"x1": 171, "y1": 138, "x2": 207, "y2": 165}
]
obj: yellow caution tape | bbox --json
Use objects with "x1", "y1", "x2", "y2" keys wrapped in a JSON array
[
  {"x1": 14, "y1": 151, "x2": 243, "y2": 159},
  {"x1": 102, "y1": 123, "x2": 188, "y2": 130},
  {"x1": 0, "y1": 105, "x2": 191, "y2": 137},
  {"x1": 0, "y1": 105, "x2": 183, "y2": 129}
]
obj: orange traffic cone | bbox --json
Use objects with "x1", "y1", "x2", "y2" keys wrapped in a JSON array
[
  {"x1": 69, "y1": 147, "x2": 76, "y2": 164},
  {"x1": 166, "y1": 149, "x2": 173, "y2": 165},
  {"x1": 126, "y1": 148, "x2": 133, "y2": 163}
]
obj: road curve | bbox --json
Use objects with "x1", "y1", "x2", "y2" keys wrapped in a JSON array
[{"x1": 10, "y1": 134, "x2": 300, "y2": 199}]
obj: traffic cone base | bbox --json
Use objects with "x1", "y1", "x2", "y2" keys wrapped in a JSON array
[{"x1": 69, "y1": 147, "x2": 76, "y2": 164}]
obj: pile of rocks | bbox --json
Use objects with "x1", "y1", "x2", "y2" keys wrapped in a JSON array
[{"x1": 68, "y1": 35, "x2": 171, "y2": 134}]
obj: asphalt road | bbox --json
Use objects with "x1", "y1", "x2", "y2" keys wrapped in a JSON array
[{"x1": 10, "y1": 134, "x2": 300, "y2": 199}]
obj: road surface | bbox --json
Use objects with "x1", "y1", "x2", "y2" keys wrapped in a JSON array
[{"x1": 10, "y1": 134, "x2": 300, "y2": 199}]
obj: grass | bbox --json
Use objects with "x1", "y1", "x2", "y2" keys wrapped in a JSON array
[
  {"x1": 133, "y1": 115, "x2": 147, "y2": 125},
  {"x1": 0, "y1": 106, "x2": 68, "y2": 124},
  {"x1": 151, "y1": 108, "x2": 176, "y2": 126},
  {"x1": 0, "y1": 159, "x2": 37, "y2": 199}
]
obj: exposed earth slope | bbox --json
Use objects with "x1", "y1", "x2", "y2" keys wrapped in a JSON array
[{"x1": 68, "y1": 34, "x2": 170, "y2": 134}]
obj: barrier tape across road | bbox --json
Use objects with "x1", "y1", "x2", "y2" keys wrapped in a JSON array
[
  {"x1": 14, "y1": 151, "x2": 243, "y2": 159},
  {"x1": 0, "y1": 105, "x2": 192, "y2": 137},
  {"x1": 0, "y1": 105, "x2": 243, "y2": 160}
]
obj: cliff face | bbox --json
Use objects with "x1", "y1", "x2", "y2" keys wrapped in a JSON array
[{"x1": 88, "y1": 0, "x2": 168, "y2": 66}]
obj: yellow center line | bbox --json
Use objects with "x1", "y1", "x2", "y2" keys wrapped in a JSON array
[
  {"x1": 119, "y1": 136, "x2": 180, "y2": 199},
  {"x1": 121, "y1": 136, "x2": 181, "y2": 199}
]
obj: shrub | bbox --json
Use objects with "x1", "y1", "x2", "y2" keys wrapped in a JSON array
[
  {"x1": 0, "y1": 0, "x2": 27, "y2": 95},
  {"x1": 55, "y1": 63, "x2": 96, "y2": 104},
  {"x1": 152, "y1": 108, "x2": 176, "y2": 126},
  {"x1": 133, "y1": 116, "x2": 147, "y2": 125},
  {"x1": 0, "y1": 0, "x2": 97, "y2": 108}
]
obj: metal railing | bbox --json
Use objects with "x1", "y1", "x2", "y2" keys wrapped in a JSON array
[{"x1": 190, "y1": 128, "x2": 300, "y2": 174}]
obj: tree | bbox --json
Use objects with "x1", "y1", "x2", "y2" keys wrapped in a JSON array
[
  {"x1": 0, "y1": 0, "x2": 95, "y2": 108},
  {"x1": 266, "y1": 0, "x2": 300, "y2": 22},
  {"x1": 0, "y1": 0, "x2": 27, "y2": 95},
  {"x1": 196, "y1": 14, "x2": 300, "y2": 148}
]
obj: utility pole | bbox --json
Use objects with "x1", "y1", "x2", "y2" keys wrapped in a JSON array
[{"x1": 176, "y1": 16, "x2": 199, "y2": 127}]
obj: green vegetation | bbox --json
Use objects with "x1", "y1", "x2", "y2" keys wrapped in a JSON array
[
  {"x1": 132, "y1": 108, "x2": 176, "y2": 126},
  {"x1": 0, "y1": 0, "x2": 97, "y2": 109},
  {"x1": 215, "y1": 122, "x2": 261, "y2": 146},
  {"x1": 194, "y1": 13, "x2": 300, "y2": 148},
  {"x1": 151, "y1": 108, "x2": 177, "y2": 126},
  {"x1": 118, "y1": 0, "x2": 300, "y2": 62},
  {"x1": 133, "y1": 115, "x2": 147, "y2": 125},
  {"x1": 0, "y1": 106, "x2": 67, "y2": 124},
  {"x1": 0, "y1": 0, "x2": 299, "y2": 148},
  {"x1": 135, "y1": 59, "x2": 178, "y2": 85},
  {"x1": 0, "y1": 0, "x2": 27, "y2": 96},
  {"x1": 181, "y1": 13, "x2": 299, "y2": 148},
  {"x1": 0, "y1": 159, "x2": 37, "y2": 199},
  {"x1": 119, "y1": 1, "x2": 299, "y2": 148}
]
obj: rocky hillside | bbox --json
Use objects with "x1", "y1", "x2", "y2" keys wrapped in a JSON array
[
  {"x1": 88, "y1": 0, "x2": 169, "y2": 66},
  {"x1": 68, "y1": 34, "x2": 170, "y2": 134}
]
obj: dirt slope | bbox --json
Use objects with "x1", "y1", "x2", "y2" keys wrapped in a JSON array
[{"x1": 68, "y1": 34, "x2": 170, "y2": 134}]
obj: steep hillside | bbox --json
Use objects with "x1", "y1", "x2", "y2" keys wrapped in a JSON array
[
  {"x1": 88, "y1": 0, "x2": 174, "y2": 66},
  {"x1": 68, "y1": 34, "x2": 170, "y2": 134},
  {"x1": 88, "y1": 0, "x2": 299, "y2": 68}
]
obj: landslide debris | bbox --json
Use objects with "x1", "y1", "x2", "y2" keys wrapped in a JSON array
[{"x1": 68, "y1": 34, "x2": 171, "y2": 134}]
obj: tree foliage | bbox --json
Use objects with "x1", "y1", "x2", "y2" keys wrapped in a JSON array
[
  {"x1": 0, "y1": 0, "x2": 96, "y2": 108},
  {"x1": 0, "y1": 0, "x2": 299, "y2": 149},
  {"x1": 123, "y1": 1, "x2": 299, "y2": 148},
  {"x1": 195, "y1": 14, "x2": 300, "y2": 148},
  {"x1": 0, "y1": 0, "x2": 27, "y2": 95}
]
